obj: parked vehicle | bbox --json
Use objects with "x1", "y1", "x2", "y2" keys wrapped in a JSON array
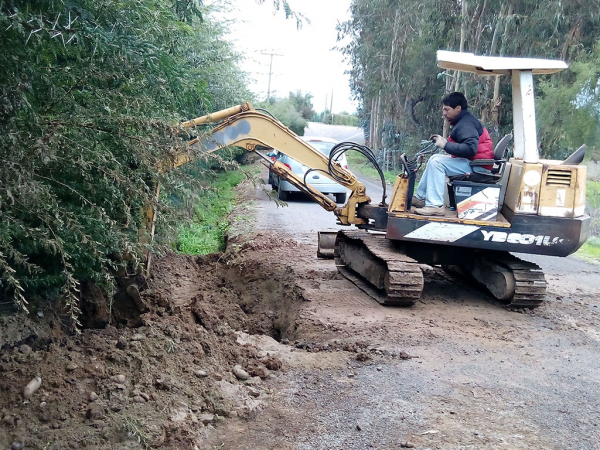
[{"x1": 271, "y1": 137, "x2": 349, "y2": 203}]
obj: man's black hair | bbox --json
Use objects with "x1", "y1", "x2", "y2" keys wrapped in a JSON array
[{"x1": 442, "y1": 92, "x2": 468, "y2": 110}]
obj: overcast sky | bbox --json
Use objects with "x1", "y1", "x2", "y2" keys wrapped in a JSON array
[{"x1": 214, "y1": 0, "x2": 357, "y2": 114}]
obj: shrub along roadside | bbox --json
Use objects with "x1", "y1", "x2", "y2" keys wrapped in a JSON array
[{"x1": 0, "y1": 1, "x2": 251, "y2": 329}]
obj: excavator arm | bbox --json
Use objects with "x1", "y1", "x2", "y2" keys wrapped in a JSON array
[{"x1": 179, "y1": 103, "x2": 372, "y2": 226}]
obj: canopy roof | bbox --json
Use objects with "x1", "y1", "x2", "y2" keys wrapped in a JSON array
[{"x1": 437, "y1": 50, "x2": 568, "y2": 76}]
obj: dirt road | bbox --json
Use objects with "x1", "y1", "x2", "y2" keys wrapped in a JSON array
[{"x1": 204, "y1": 171, "x2": 600, "y2": 450}]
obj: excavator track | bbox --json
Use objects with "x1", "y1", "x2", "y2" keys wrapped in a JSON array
[
  {"x1": 334, "y1": 231, "x2": 424, "y2": 306},
  {"x1": 485, "y1": 253, "x2": 547, "y2": 308}
]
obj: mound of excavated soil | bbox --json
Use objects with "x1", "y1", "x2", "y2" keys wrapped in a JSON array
[{"x1": 0, "y1": 233, "x2": 311, "y2": 449}]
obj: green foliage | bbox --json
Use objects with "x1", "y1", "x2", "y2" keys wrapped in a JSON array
[
  {"x1": 260, "y1": 93, "x2": 312, "y2": 135},
  {"x1": 175, "y1": 170, "x2": 246, "y2": 255},
  {"x1": 340, "y1": 0, "x2": 600, "y2": 160},
  {"x1": 0, "y1": 0, "x2": 250, "y2": 326},
  {"x1": 288, "y1": 91, "x2": 315, "y2": 120},
  {"x1": 537, "y1": 43, "x2": 600, "y2": 159},
  {"x1": 576, "y1": 237, "x2": 600, "y2": 264}
]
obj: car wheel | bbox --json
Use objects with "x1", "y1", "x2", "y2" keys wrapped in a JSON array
[
  {"x1": 268, "y1": 172, "x2": 274, "y2": 186},
  {"x1": 277, "y1": 185, "x2": 289, "y2": 201},
  {"x1": 335, "y1": 192, "x2": 347, "y2": 203}
]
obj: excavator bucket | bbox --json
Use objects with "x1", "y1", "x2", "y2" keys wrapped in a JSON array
[{"x1": 317, "y1": 231, "x2": 338, "y2": 259}]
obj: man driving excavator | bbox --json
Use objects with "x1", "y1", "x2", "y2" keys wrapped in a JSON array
[{"x1": 412, "y1": 92, "x2": 494, "y2": 216}]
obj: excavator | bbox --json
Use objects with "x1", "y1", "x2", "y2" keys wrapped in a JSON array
[{"x1": 161, "y1": 51, "x2": 590, "y2": 309}]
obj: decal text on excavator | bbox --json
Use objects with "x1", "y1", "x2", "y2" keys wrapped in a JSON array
[{"x1": 481, "y1": 230, "x2": 564, "y2": 246}]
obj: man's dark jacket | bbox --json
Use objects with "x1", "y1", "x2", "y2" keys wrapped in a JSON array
[{"x1": 444, "y1": 109, "x2": 491, "y2": 159}]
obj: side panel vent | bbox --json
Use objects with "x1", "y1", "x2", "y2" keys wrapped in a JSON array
[{"x1": 546, "y1": 169, "x2": 572, "y2": 187}]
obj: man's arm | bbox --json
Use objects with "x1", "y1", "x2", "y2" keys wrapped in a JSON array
[{"x1": 444, "y1": 125, "x2": 479, "y2": 158}]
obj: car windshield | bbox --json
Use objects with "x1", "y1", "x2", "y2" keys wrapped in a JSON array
[{"x1": 308, "y1": 141, "x2": 335, "y2": 156}]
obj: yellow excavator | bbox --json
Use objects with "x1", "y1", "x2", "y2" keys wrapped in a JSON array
[{"x1": 161, "y1": 51, "x2": 590, "y2": 309}]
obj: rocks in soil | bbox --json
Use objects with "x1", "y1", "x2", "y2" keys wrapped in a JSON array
[
  {"x1": 248, "y1": 365, "x2": 270, "y2": 379},
  {"x1": 18, "y1": 345, "x2": 32, "y2": 355},
  {"x1": 86, "y1": 403, "x2": 105, "y2": 421},
  {"x1": 233, "y1": 365, "x2": 250, "y2": 381},
  {"x1": 11, "y1": 442, "x2": 23, "y2": 450},
  {"x1": 400, "y1": 443, "x2": 415, "y2": 448},
  {"x1": 247, "y1": 387, "x2": 260, "y2": 398},
  {"x1": 199, "y1": 413, "x2": 215, "y2": 425},
  {"x1": 23, "y1": 376, "x2": 42, "y2": 399},
  {"x1": 88, "y1": 392, "x2": 99, "y2": 402},
  {"x1": 111, "y1": 374, "x2": 126, "y2": 384},
  {"x1": 116, "y1": 336, "x2": 128, "y2": 350},
  {"x1": 356, "y1": 352, "x2": 370, "y2": 362},
  {"x1": 65, "y1": 362, "x2": 78, "y2": 372},
  {"x1": 196, "y1": 370, "x2": 208, "y2": 378},
  {"x1": 132, "y1": 395, "x2": 146, "y2": 403},
  {"x1": 262, "y1": 356, "x2": 282, "y2": 370}
]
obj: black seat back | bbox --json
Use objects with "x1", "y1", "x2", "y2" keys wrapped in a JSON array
[
  {"x1": 561, "y1": 144, "x2": 586, "y2": 165},
  {"x1": 493, "y1": 133, "x2": 512, "y2": 162}
]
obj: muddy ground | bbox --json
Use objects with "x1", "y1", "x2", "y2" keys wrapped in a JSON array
[{"x1": 1, "y1": 169, "x2": 600, "y2": 450}]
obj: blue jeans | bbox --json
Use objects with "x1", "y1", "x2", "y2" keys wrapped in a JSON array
[{"x1": 415, "y1": 154, "x2": 490, "y2": 207}]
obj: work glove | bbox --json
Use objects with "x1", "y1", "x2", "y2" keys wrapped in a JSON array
[{"x1": 430, "y1": 134, "x2": 447, "y2": 149}]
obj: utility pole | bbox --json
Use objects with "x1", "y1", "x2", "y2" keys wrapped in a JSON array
[
  {"x1": 261, "y1": 52, "x2": 282, "y2": 101},
  {"x1": 330, "y1": 89, "x2": 334, "y2": 123}
]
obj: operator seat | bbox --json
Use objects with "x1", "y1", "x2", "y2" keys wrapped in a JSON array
[{"x1": 447, "y1": 133, "x2": 513, "y2": 210}]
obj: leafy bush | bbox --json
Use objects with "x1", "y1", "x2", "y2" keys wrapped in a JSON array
[{"x1": 0, "y1": 0, "x2": 250, "y2": 327}]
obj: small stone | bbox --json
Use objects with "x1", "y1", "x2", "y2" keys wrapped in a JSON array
[
  {"x1": 131, "y1": 333, "x2": 146, "y2": 341},
  {"x1": 39, "y1": 401, "x2": 47, "y2": 408},
  {"x1": 245, "y1": 376, "x2": 262, "y2": 386},
  {"x1": 92, "y1": 420, "x2": 106, "y2": 429},
  {"x1": 356, "y1": 352, "x2": 370, "y2": 361},
  {"x1": 37, "y1": 311, "x2": 44, "y2": 318},
  {"x1": 263, "y1": 356, "x2": 283, "y2": 371},
  {"x1": 400, "y1": 443, "x2": 415, "y2": 448},
  {"x1": 347, "y1": 373, "x2": 355, "y2": 378},
  {"x1": 196, "y1": 370, "x2": 208, "y2": 378},
  {"x1": 111, "y1": 374, "x2": 126, "y2": 384},
  {"x1": 11, "y1": 442, "x2": 23, "y2": 450},
  {"x1": 281, "y1": 338, "x2": 290, "y2": 345},
  {"x1": 233, "y1": 365, "x2": 250, "y2": 381},
  {"x1": 66, "y1": 362, "x2": 78, "y2": 372},
  {"x1": 377, "y1": 366, "x2": 383, "y2": 371},
  {"x1": 199, "y1": 413, "x2": 215, "y2": 425},
  {"x1": 139, "y1": 393, "x2": 150, "y2": 401},
  {"x1": 115, "y1": 384, "x2": 126, "y2": 390},
  {"x1": 212, "y1": 373, "x2": 223, "y2": 381},
  {"x1": 356, "y1": 423, "x2": 362, "y2": 431},
  {"x1": 249, "y1": 366, "x2": 270, "y2": 379},
  {"x1": 116, "y1": 336, "x2": 128, "y2": 350},
  {"x1": 87, "y1": 403, "x2": 105, "y2": 420},
  {"x1": 399, "y1": 351, "x2": 411, "y2": 360},
  {"x1": 88, "y1": 392, "x2": 99, "y2": 402},
  {"x1": 18, "y1": 345, "x2": 32, "y2": 355},
  {"x1": 247, "y1": 387, "x2": 260, "y2": 398},
  {"x1": 133, "y1": 395, "x2": 146, "y2": 403}
]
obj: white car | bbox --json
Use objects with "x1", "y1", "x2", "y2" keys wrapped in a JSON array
[{"x1": 271, "y1": 137, "x2": 349, "y2": 203}]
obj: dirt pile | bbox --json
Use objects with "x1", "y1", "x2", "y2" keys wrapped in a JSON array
[{"x1": 0, "y1": 238, "x2": 308, "y2": 449}]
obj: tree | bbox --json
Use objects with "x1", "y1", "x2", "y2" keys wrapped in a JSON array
[{"x1": 0, "y1": 0, "x2": 250, "y2": 327}]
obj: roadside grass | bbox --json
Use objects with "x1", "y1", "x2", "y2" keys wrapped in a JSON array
[
  {"x1": 346, "y1": 152, "x2": 398, "y2": 185},
  {"x1": 175, "y1": 169, "x2": 247, "y2": 255},
  {"x1": 576, "y1": 237, "x2": 600, "y2": 264}
]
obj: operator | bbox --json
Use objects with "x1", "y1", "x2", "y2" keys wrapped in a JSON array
[{"x1": 412, "y1": 92, "x2": 493, "y2": 216}]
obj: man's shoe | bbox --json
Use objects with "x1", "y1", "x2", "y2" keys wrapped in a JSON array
[
  {"x1": 414, "y1": 206, "x2": 446, "y2": 216},
  {"x1": 411, "y1": 197, "x2": 425, "y2": 208}
]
